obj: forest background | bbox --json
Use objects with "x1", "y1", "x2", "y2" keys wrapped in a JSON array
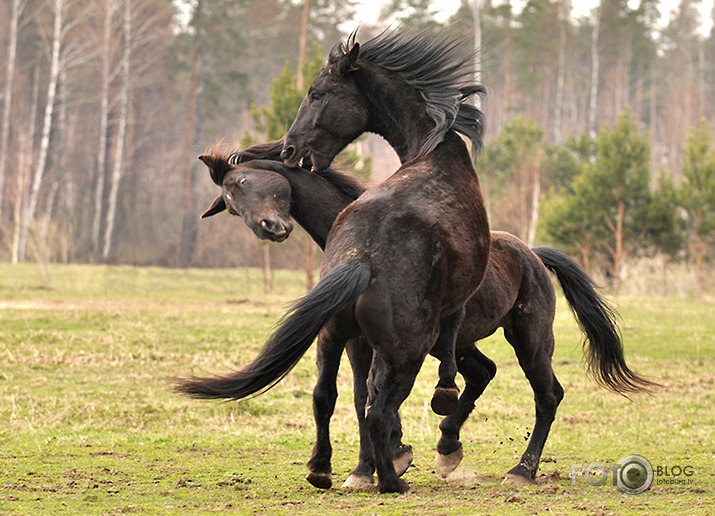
[{"x1": 0, "y1": 0, "x2": 713, "y2": 295}]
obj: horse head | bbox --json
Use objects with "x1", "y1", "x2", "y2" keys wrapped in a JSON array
[
  {"x1": 282, "y1": 39, "x2": 369, "y2": 172},
  {"x1": 198, "y1": 155, "x2": 294, "y2": 242}
]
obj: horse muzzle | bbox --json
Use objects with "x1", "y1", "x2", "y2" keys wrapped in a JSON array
[{"x1": 259, "y1": 216, "x2": 293, "y2": 242}]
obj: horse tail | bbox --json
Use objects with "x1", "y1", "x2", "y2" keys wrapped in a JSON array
[
  {"x1": 175, "y1": 260, "x2": 371, "y2": 400},
  {"x1": 532, "y1": 247, "x2": 660, "y2": 398}
]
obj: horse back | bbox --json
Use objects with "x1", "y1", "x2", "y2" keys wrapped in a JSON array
[{"x1": 322, "y1": 133, "x2": 490, "y2": 318}]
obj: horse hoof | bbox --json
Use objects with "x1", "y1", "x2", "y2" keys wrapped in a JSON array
[
  {"x1": 502, "y1": 473, "x2": 535, "y2": 485},
  {"x1": 431, "y1": 387, "x2": 459, "y2": 416},
  {"x1": 393, "y1": 445, "x2": 414, "y2": 476},
  {"x1": 378, "y1": 478, "x2": 410, "y2": 494},
  {"x1": 342, "y1": 474, "x2": 375, "y2": 490},
  {"x1": 306, "y1": 471, "x2": 332, "y2": 489},
  {"x1": 435, "y1": 446, "x2": 463, "y2": 477}
]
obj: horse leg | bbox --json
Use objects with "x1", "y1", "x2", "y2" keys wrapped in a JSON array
[
  {"x1": 342, "y1": 337, "x2": 413, "y2": 489},
  {"x1": 435, "y1": 345, "x2": 497, "y2": 476},
  {"x1": 430, "y1": 307, "x2": 465, "y2": 416},
  {"x1": 502, "y1": 326, "x2": 564, "y2": 484},
  {"x1": 365, "y1": 354, "x2": 424, "y2": 494},
  {"x1": 306, "y1": 328, "x2": 347, "y2": 489}
]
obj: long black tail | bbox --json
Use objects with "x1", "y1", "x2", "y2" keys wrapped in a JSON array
[
  {"x1": 175, "y1": 260, "x2": 371, "y2": 400},
  {"x1": 532, "y1": 247, "x2": 660, "y2": 397}
]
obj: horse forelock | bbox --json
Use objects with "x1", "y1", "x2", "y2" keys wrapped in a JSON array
[
  {"x1": 201, "y1": 146, "x2": 235, "y2": 185},
  {"x1": 329, "y1": 27, "x2": 486, "y2": 155}
]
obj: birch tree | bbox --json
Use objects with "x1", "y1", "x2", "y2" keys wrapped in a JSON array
[
  {"x1": 16, "y1": 0, "x2": 65, "y2": 262},
  {"x1": 0, "y1": 0, "x2": 27, "y2": 218},
  {"x1": 91, "y1": 0, "x2": 120, "y2": 256},
  {"x1": 102, "y1": 0, "x2": 131, "y2": 261}
]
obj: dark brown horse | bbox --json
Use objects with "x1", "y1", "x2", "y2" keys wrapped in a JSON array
[
  {"x1": 178, "y1": 29, "x2": 654, "y2": 493},
  {"x1": 179, "y1": 28, "x2": 491, "y2": 493},
  {"x1": 195, "y1": 145, "x2": 656, "y2": 488}
]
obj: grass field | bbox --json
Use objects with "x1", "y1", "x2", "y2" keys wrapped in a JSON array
[{"x1": 0, "y1": 263, "x2": 713, "y2": 514}]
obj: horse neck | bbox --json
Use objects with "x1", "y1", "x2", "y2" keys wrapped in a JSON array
[
  {"x1": 283, "y1": 169, "x2": 360, "y2": 250},
  {"x1": 356, "y1": 65, "x2": 437, "y2": 163}
]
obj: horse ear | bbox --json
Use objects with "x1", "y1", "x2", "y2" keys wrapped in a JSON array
[
  {"x1": 198, "y1": 154, "x2": 217, "y2": 168},
  {"x1": 201, "y1": 195, "x2": 226, "y2": 218},
  {"x1": 198, "y1": 154, "x2": 224, "y2": 185},
  {"x1": 338, "y1": 42, "x2": 360, "y2": 74}
]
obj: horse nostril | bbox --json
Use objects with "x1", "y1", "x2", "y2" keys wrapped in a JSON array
[
  {"x1": 261, "y1": 219, "x2": 276, "y2": 233},
  {"x1": 281, "y1": 145, "x2": 298, "y2": 166}
]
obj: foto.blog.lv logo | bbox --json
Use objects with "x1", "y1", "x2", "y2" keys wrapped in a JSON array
[{"x1": 571, "y1": 454, "x2": 655, "y2": 495}]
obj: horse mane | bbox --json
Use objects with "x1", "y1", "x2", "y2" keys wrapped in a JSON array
[
  {"x1": 314, "y1": 167, "x2": 367, "y2": 201},
  {"x1": 203, "y1": 141, "x2": 367, "y2": 200},
  {"x1": 329, "y1": 28, "x2": 487, "y2": 156},
  {"x1": 228, "y1": 139, "x2": 286, "y2": 164}
]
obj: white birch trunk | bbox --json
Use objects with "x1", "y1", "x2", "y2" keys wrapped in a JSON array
[
  {"x1": 102, "y1": 0, "x2": 131, "y2": 261},
  {"x1": 92, "y1": 0, "x2": 117, "y2": 255},
  {"x1": 471, "y1": 0, "x2": 483, "y2": 108},
  {"x1": 0, "y1": 0, "x2": 26, "y2": 216},
  {"x1": 17, "y1": 0, "x2": 64, "y2": 262}
]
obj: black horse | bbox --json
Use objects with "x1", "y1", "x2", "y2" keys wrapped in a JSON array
[
  {"x1": 196, "y1": 145, "x2": 656, "y2": 487},
  {"x1": 179, "y1": 28, "x2": 492, "y2": 494},
  {"x1": 178, "y1": 29, "x2": 653, "y2": 493}
]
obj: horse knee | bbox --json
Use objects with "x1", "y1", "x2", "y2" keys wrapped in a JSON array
[{"x1": 313, "y1": 384, "x2": 337, "y2": 417}]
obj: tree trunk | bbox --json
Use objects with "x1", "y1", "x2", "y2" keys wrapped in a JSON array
[
  {"x1": 262, "y1": 244, "x2": 273, "y2": 294},
  {"x1": 553, "y1": 0, "x2": 567, "y2": 143},
  {"x1": 296, "y1": 0, "x2": 309, "y2": 90},
  {"x1": 471, "y1": 0, "x2": 483, "y2": 109},
  {"x1": 693, "y1": 233, "x2": 704, "y2": 295},
  {"x1": 92, "y1": 0, "x2": 116, "y2": 257},
  {"x1": 588, "y1": 7, "x2": 600, "y2": 138},
  {"x1": 18, "y1": 0, "x2": 64, "y2": 262},
  {"x1": 102, "y1": 0, "x2": 131, "y2": 262},
  {"x1": 297, "y1": 0, "x2": 314, "y2": 290},
  {"x1": 613, "y1": 199, "x2": 624, "y2": 292},
  {"x1": 179, "y1": 1, "x2": 202, "y2": 267},
  {"x1": 526, "y1": 161, "x2": 541, "y2": 247},
  {"x1": 0, "y1": 0, "x2": 25, "y2": 218},
  {"x1": 11, "y1": 134, "x2": 29, "y2": 264},
  {"x1": 503, "y1": 5, "x2": 512, "y2": 122}
]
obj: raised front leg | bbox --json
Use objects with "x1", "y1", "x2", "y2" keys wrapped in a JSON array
[
  {"x1": 430, "y1": 307, "x2": 466, "y2": 416},
  {"x1": 435, "y1": 345, "x2": 497, "y2": 477}
]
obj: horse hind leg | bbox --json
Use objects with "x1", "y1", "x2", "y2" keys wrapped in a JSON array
[
  {"x1": 366, "y1": 355, "x2": 426, "y2": 494},
  {"x1": 503, "y1": 327, "x2": 564, "y2": 485},
  {"x1": 430, "y1": 307, "x2": 466, "y2": 416},
  {"x1": 342, "y1": 337, "x2": 413, "y2": 490},
  {"x1": 436, "y1": 345, "x2": 497, "y2": 477}
]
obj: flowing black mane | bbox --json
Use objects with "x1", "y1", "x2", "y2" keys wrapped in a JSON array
[
  {"x1": 329, "y1": 28, "x2": 487, "y2": 156},
  {"x1": 203, "y1": 143, "x2": 367, "y2": 201}
]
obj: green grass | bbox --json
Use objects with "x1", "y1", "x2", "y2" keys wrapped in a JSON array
[{"x1": 0, "y1": 263, "x2": 713, "y2": 514}]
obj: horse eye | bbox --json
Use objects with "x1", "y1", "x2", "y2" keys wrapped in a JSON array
[
  {"x1": 238, "y1": 177, "x2": 247, "y2": 186},
  {"x1": 310, "y1": 92, "x2": 322, "y2": 102}
]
